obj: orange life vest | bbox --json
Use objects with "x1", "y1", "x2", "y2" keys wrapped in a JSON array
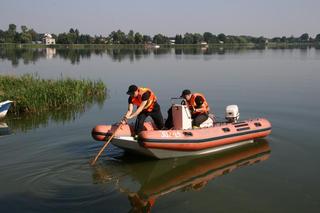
[
  {"x1": 187, "y1": 93, "x2": 210, "y2": 115},
  {"x1": 131, "y1": 87, "x2": 157, "y2": 112}
]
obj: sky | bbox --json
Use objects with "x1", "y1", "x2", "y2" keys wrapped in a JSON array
[{"x1": 0, "y1": 0, "x2": 319, "y2": 38}]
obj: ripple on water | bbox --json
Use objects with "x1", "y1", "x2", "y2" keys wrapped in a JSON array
[{"x1": 2, "y1": 144, "x2": 126, "y2": 208}]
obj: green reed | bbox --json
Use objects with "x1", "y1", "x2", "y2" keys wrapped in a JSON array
[{"x1": 0, "y1": 74, "x2": 106, "y2": 115}]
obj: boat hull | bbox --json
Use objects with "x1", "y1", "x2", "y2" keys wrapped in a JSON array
[
  {"x1": 112, "y1": 136, "x2": 255, "y2": 159},
  {"x1": 0, "y1": 101, "x2": 13, "y2": 119},
  {"x1": 92, "y1": 118, "x2": 272, "y2": 159}
]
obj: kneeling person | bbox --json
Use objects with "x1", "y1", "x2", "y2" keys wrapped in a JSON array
[
  {"x1": 124, "y1": 85, "x2": 164, "y2": 136},
  {"x1": 165, "y1": 89, "x2": 210, "y2": 129}
]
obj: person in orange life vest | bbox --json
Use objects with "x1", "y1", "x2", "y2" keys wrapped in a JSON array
[
  {"x1": 165, "y1": 89, "x2": 210, "y2": 128},
  {"x1": 122, "y1": 85, "x2": 164, "y2": 136}
]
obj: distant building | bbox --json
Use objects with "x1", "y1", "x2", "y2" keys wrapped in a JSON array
[
  {"x1": 42, "y1": 33, "x2": 56, "y2": 45},
  {"x1": 170, "y1": 39, "x2": 175, "y2": 45},
  {"x1": 201, "y1": 41, "x2": 209, "y2": 49}
]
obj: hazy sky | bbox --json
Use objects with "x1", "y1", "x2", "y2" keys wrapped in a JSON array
[{"x1": 0, "y1": 0, "x2": 319, "y2": 38}]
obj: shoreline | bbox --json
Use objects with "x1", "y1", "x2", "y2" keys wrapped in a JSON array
[{"x1": 0, "y1": 42, "x2": 319, "y2": 49}]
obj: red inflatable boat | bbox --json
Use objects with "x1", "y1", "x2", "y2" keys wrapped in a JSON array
[{"x1": 92, "y1": 104, "x2": 272, "y2": 159}]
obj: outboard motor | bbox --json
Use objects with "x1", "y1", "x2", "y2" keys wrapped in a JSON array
[{"x1": 225, "y1": 105, "x2": 240, "y2": 123}]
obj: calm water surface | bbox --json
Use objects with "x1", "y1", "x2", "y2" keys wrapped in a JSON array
[{"x1": 0, "y1": 47, "x2": 319, "y2": 212}]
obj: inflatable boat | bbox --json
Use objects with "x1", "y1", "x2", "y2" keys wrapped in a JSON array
[{"x1": 92, "y1": 104, "x2": 272, "y2": 159}]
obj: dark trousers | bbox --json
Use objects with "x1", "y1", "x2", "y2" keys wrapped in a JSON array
[
  {"x1": 165, "y1": 107, "x2": 208, "y2": 129},
  {"x1": 192, "y1": 113, "x2": 209, "y2": 127},
  {"x1": 165, "y1": 107, "x2": 174, "y2": 129},
  {"x1": 135, "y1": 102, "x2": 164, "y2": 134}
]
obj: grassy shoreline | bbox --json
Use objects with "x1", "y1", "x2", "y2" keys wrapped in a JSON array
[{"x1": 0, "y1": 74, "x2": 106, "y2": 115}]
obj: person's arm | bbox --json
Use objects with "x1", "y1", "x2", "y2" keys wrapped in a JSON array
[
  {"x1": 194, "y1": 106, "x2": 206, "y2": 114},
  {"x1": 194, "y1": 96, "x2": 207, "y2": 113},
  {"x1": 121, "y1": 103, "x2": 134, "y2": 124},
  {"x1": 125, "y1": 103, "x2": 134, "y2": 117},
  {"x1": 126, "y1": 101, "x2": 147, "y2": 119}
]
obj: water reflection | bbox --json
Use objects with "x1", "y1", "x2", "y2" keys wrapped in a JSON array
[
  {"x1": 45, "y1": 48, "x2": 56, "y2": 59},
  {"x1": 0, "y1": 122, "x2": 11, "y2": 136},
  {"x1": 5, "y1": 98, "x2": 105, "y2": 132},
  {"x1": 92, "y1": 140, "x2": 270, "y2": 212},
  {"x1": 2, "y1": 45, "x2": 318, "y2": 66}
]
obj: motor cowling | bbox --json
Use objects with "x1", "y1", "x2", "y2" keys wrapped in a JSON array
[{"x1": 225, "y1": 105, "x2": 240, "y2": 123}]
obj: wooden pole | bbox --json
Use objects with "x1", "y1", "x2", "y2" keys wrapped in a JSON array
[{"x1": 90, "y1": 123, "x2": 122, "y2": 166}]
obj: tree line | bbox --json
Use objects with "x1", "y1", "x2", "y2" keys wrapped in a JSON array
[{"x1": 1, "y1": 24, "x2": 320, "y2": 45}]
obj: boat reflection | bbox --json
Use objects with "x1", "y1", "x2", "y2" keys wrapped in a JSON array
[
  {"x1": 92, "y1": 140, "x2": 271, "y2": 212},
  {"x1": 0, "y1": 122, "x2": 11, "y2": 136}
]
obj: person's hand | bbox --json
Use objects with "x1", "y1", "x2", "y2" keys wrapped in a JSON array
[
  {"x1": 126, "y1": 114, "x2": 135, "y2": 120},
  {"x1": 121, "y1": 117, "x2": 128, "y2": 124}
]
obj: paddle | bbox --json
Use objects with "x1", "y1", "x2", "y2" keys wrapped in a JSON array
[{"x1": 90, "y1": 121, "x2": 124, "y2": 166}]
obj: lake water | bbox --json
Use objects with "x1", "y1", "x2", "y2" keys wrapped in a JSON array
[{"x1": 0, "y1": 46, "x2": 319, "y2": 212}]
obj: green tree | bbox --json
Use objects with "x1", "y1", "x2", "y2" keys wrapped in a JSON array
[
  {"x1": 0, "y1": 30, "x2": 5, "y2": 43},
  {"x1": 203, "y1": 32, "x2": 218, "y2": 43},
  {"x1": 57, "y1": 33, "x2": 69, "y2": 44},
  {"x1": 21, "y1": 25, "x2": 28, "y2": 33},
  {"x1": 109, "y1": 30, "x2": 126, "y2": 44},
  {"x1": 192, "y1": 33, "x2": 203, "y2": 44},
  {"x1": 8, "y1": 24, "x2": 17, "y2": 33},
  {"x1": 315, "y1": 34, "x2": 320, "y2": 42},
  {"x1": 271, "y1": 37, "x2": 281, "y2": 42},
  {"x1": 79, "y1": 34, "x2": 91, "y2": 44},
  {"x1": 75, "y1": 29, "x2": 80, "y2": 43},
  {"x1": 280, "y1": 36, "x2": 287, "y2": 42},
  {"x1": 126, "y1": 30, "x2": 135, "y2": 44},
  {"x1": 153, "y1": 34, "x2": 168, "y2": 44},
  {"x1": 175, "y1": 34, "x2": 183, "y2": 44},
  {"x1": 20, "y1": 33, "x2": 32, "y2": 43},
  {"x1": 183, "y1": 33, "x2": 194, "y2": 44},
  {"x1": 134, "y1": 32, "x2": 143, "y2": 44},
  {"x1": 94, "y1": 35, "x2": 104, "y2": 44},
  {"x1": 299, "y1": 33, "x2": 309, "y2": 42},
  {"x1": 5, "y1": 24, "x2": 17, "y2": 42},
  {"x1": 217, "y1": 33, "x2": 226, "y2": 43},
  {"x1": 17, "y1": 25, "x2": 32, "y2": 43},
  {"x1": 142, "y1": 35, "x2": 152, "y2": 43},
  {"x1": 256, "y1": 36, "x2": 267, "y2": 44},
  {"x1": 28, "y1": 29, "x2": 39, "y2": 41},
  {"x1": 226, "y1": 36, "x2": 237, "y2": 44},
  {"x1": 237, "y1": 36, "x2": 249, "y2": 44},
  {"x1": 287, "y1": 36, "x2": 297, "y2": 43},
  {"x1": 67, "y1": 28, "x2": 77, "y2": 44}
]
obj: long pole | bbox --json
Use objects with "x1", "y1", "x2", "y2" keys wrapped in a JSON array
[{"x1": 91, "y1": 123, "x2": 122, "y2": 166}]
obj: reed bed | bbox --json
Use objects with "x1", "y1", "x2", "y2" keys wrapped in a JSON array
[{"x1": 0, "y1": 74, "x2": 106, "y2": 115}]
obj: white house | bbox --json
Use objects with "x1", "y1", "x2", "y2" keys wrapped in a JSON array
[
  {"x1": 170, "y1": 39, "x2": 175, "y2": 45},
  {"x1": 43, "y1": 33, "x2": 56, "y2": 45}
]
